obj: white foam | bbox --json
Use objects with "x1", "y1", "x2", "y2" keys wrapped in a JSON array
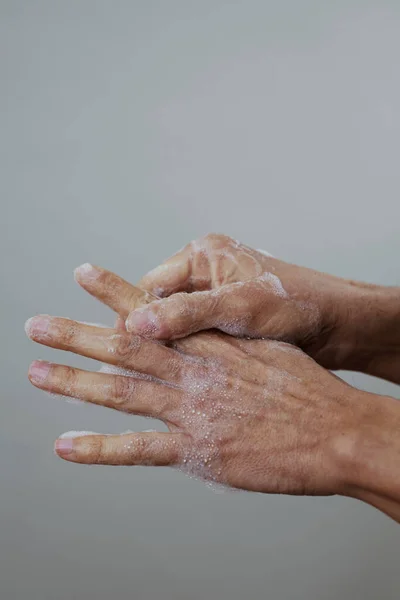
[
  {"x1": 259, "y1": 272, "x2": 288, "y2": 298},
  {"x1": 59, "y1": 430, "x2": 149, "y2": 439},
  {"x1": 257, "y1": 248, "x2": 274, "y2": 258},
  {"x1": 59, "y1": 430, "x2": 100, "y2": 439},
  {"x1": 98, "y1": 363, "x2": 157, "y2": 382},
  {"x1": 47, "y1": 391, "x2": 84, "y2": 406},
  {"x1": 78, "y1": 321, "x2": 110, "y2": 328}
]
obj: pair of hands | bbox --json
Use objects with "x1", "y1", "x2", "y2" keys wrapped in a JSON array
[{"x1": 26, "y1": 234, "x2": 400, "y2": 516}]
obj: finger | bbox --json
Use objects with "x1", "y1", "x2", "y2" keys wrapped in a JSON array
[
  {"x1": 138, "y1": 234, "x2": 247, "y2": 296},
  {"x1": 74, "y1": 264, "x2": 156, "y2": 318},
  {"x1": 170, "y1": 330, "x2": 257, "y2": 368},
  {"x1": 28, "y1": 360, "x2": 182, "y2": 419},
  {"x1": 126, "y1": 286, "x2": 251, "y2": 340},
  {"x1": 25, "y1": 316, "x2": 191, "y2": 385},
  {"x1": 115, "y1": 316, "x2": 126, "y2": 331},
  {"x1": 54, "y1": 431, "x2": 186, "y2": 465},
  {"x1": 138, "y1": 243, "x2": 201, "y2": 296},
  {"x1": 72, "y1": 263, "x2": 222, "y2": 352}
]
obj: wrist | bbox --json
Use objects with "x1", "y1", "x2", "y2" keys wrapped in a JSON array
[
  {"x1": 336, "y1": 283, "x2": 400, "y2": 379},
  {"x1": 337, "y1": 390, "x2": 400, "y2": 503}
]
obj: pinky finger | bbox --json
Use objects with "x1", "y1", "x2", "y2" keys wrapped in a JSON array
[{"x1": 54, "y1": 431, "x2": 186, "y2": 466}]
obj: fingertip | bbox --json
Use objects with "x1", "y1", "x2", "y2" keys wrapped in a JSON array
[
  {"x1": 25, "y1": 315, "x2": 51, "y2": 341},
  {"x1": 55, "y1": 431, "x2": 101, "y2": 462},
  {"x1": 28, "y1": 360, "x2": 52, "y2": 385},
  {"x1": 54, "y1": 437, "x2": 74, "y2": 459},
  {"x1": 74, "y1": 263, "x2": 100, "y2": 285}
]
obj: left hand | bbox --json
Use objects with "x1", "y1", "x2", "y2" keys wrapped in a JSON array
[{"x1": 25, "y1": 264, "x2": 374, "y2": 497}]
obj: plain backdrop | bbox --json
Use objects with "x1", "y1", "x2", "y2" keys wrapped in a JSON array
[{"x1": 1, "y1": 2, "x2": 399, "y2": 599}]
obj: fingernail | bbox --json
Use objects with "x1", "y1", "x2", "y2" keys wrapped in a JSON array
[
  {"x1": 29, "y1": 360, "x2": 51, "y2": 384},
  {"x1": 55, "y1": 438, "x2": 74, "y2": 457},
  {"x1": 74, "y1": 263, "x2": 99, "y2": 283},
  {"x1": 127, "y1": 308, "x2": 159, "y2": 335},
  {"x1": 25, "y1": 315, "x2": 51, "y2": 339}
]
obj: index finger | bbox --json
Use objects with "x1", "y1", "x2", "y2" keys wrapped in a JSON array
[
  {"x1": 74, "y1": 264, "x2": 156, "y2": 318},
  {"x1": 137, "y1": 244, "x2": 196, "y2": 297}
]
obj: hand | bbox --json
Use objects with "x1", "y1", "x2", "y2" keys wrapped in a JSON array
[
  {"x1": 126, "y1": 233, "x2": 400, "y2": 379},
  {"x1": 26, "y1": 263, "x2": 400, "y2": 520},
  {"x1": 26, "y1": 308, "x2": 363, "y2": 497}
]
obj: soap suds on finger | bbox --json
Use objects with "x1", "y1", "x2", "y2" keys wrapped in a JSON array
[
  {"x1": 257, "y1": 248, "x2": 274, "y2": 258},
  {"x1": 259, "y1": 272, "x2": 288, "y2": 298},
  {"x1": 59, "y1": 430, "x2": 101, "y2": 439}
]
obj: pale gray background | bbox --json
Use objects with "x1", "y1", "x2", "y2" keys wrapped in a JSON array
[{"x1": 1, "y1": 1, "x2": 399, "y2": 599}]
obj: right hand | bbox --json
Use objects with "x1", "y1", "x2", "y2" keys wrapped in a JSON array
[{"x1": 125, "y1": 234, "x2": 375, "y2": 371}]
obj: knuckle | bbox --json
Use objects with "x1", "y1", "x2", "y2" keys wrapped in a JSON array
[
  {"x1": 113, "y1": 376, "x2": 135, "y2": 405},
  {"x1": 172, "y1": 292, "x2": 190, "y2": 313},
  {"x1": 170, "y1": 292, "x2": 191, "y2": 316},
  {"x1": 166, "y1": 294, "x2": 198, "y2": 334},
  {"x1": 61, "y1": 366, "x2": 78, "y2": 391},
  {"x1": 97, "y1": 269, "x2": 114, "y2": 289},
  {"x1": 114, "y1": 333, "x2": 141, "y2": 362},
  {"x1": 164, "y1": 357, "x2": 183, "y2": 383},
  {"x1": 57, "y1": 320, "x2": 78, "y2": 346},
  {"x1": 203, "y1": 232, "x2": 221, "y2": 243},
  {"x1": 133, "y1": 436, "x2": 148, "y2": 462},
  {"x1": 87, "y1": 437, "x2": 104, "y2": 464},
  {"x1": 197, "y1": 233, "x2": 232, "y2": 250}
]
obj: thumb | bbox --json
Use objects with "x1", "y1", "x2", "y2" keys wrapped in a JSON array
[{"x1": 126, "y1": 289, "x2": 235, "y2": 340}]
